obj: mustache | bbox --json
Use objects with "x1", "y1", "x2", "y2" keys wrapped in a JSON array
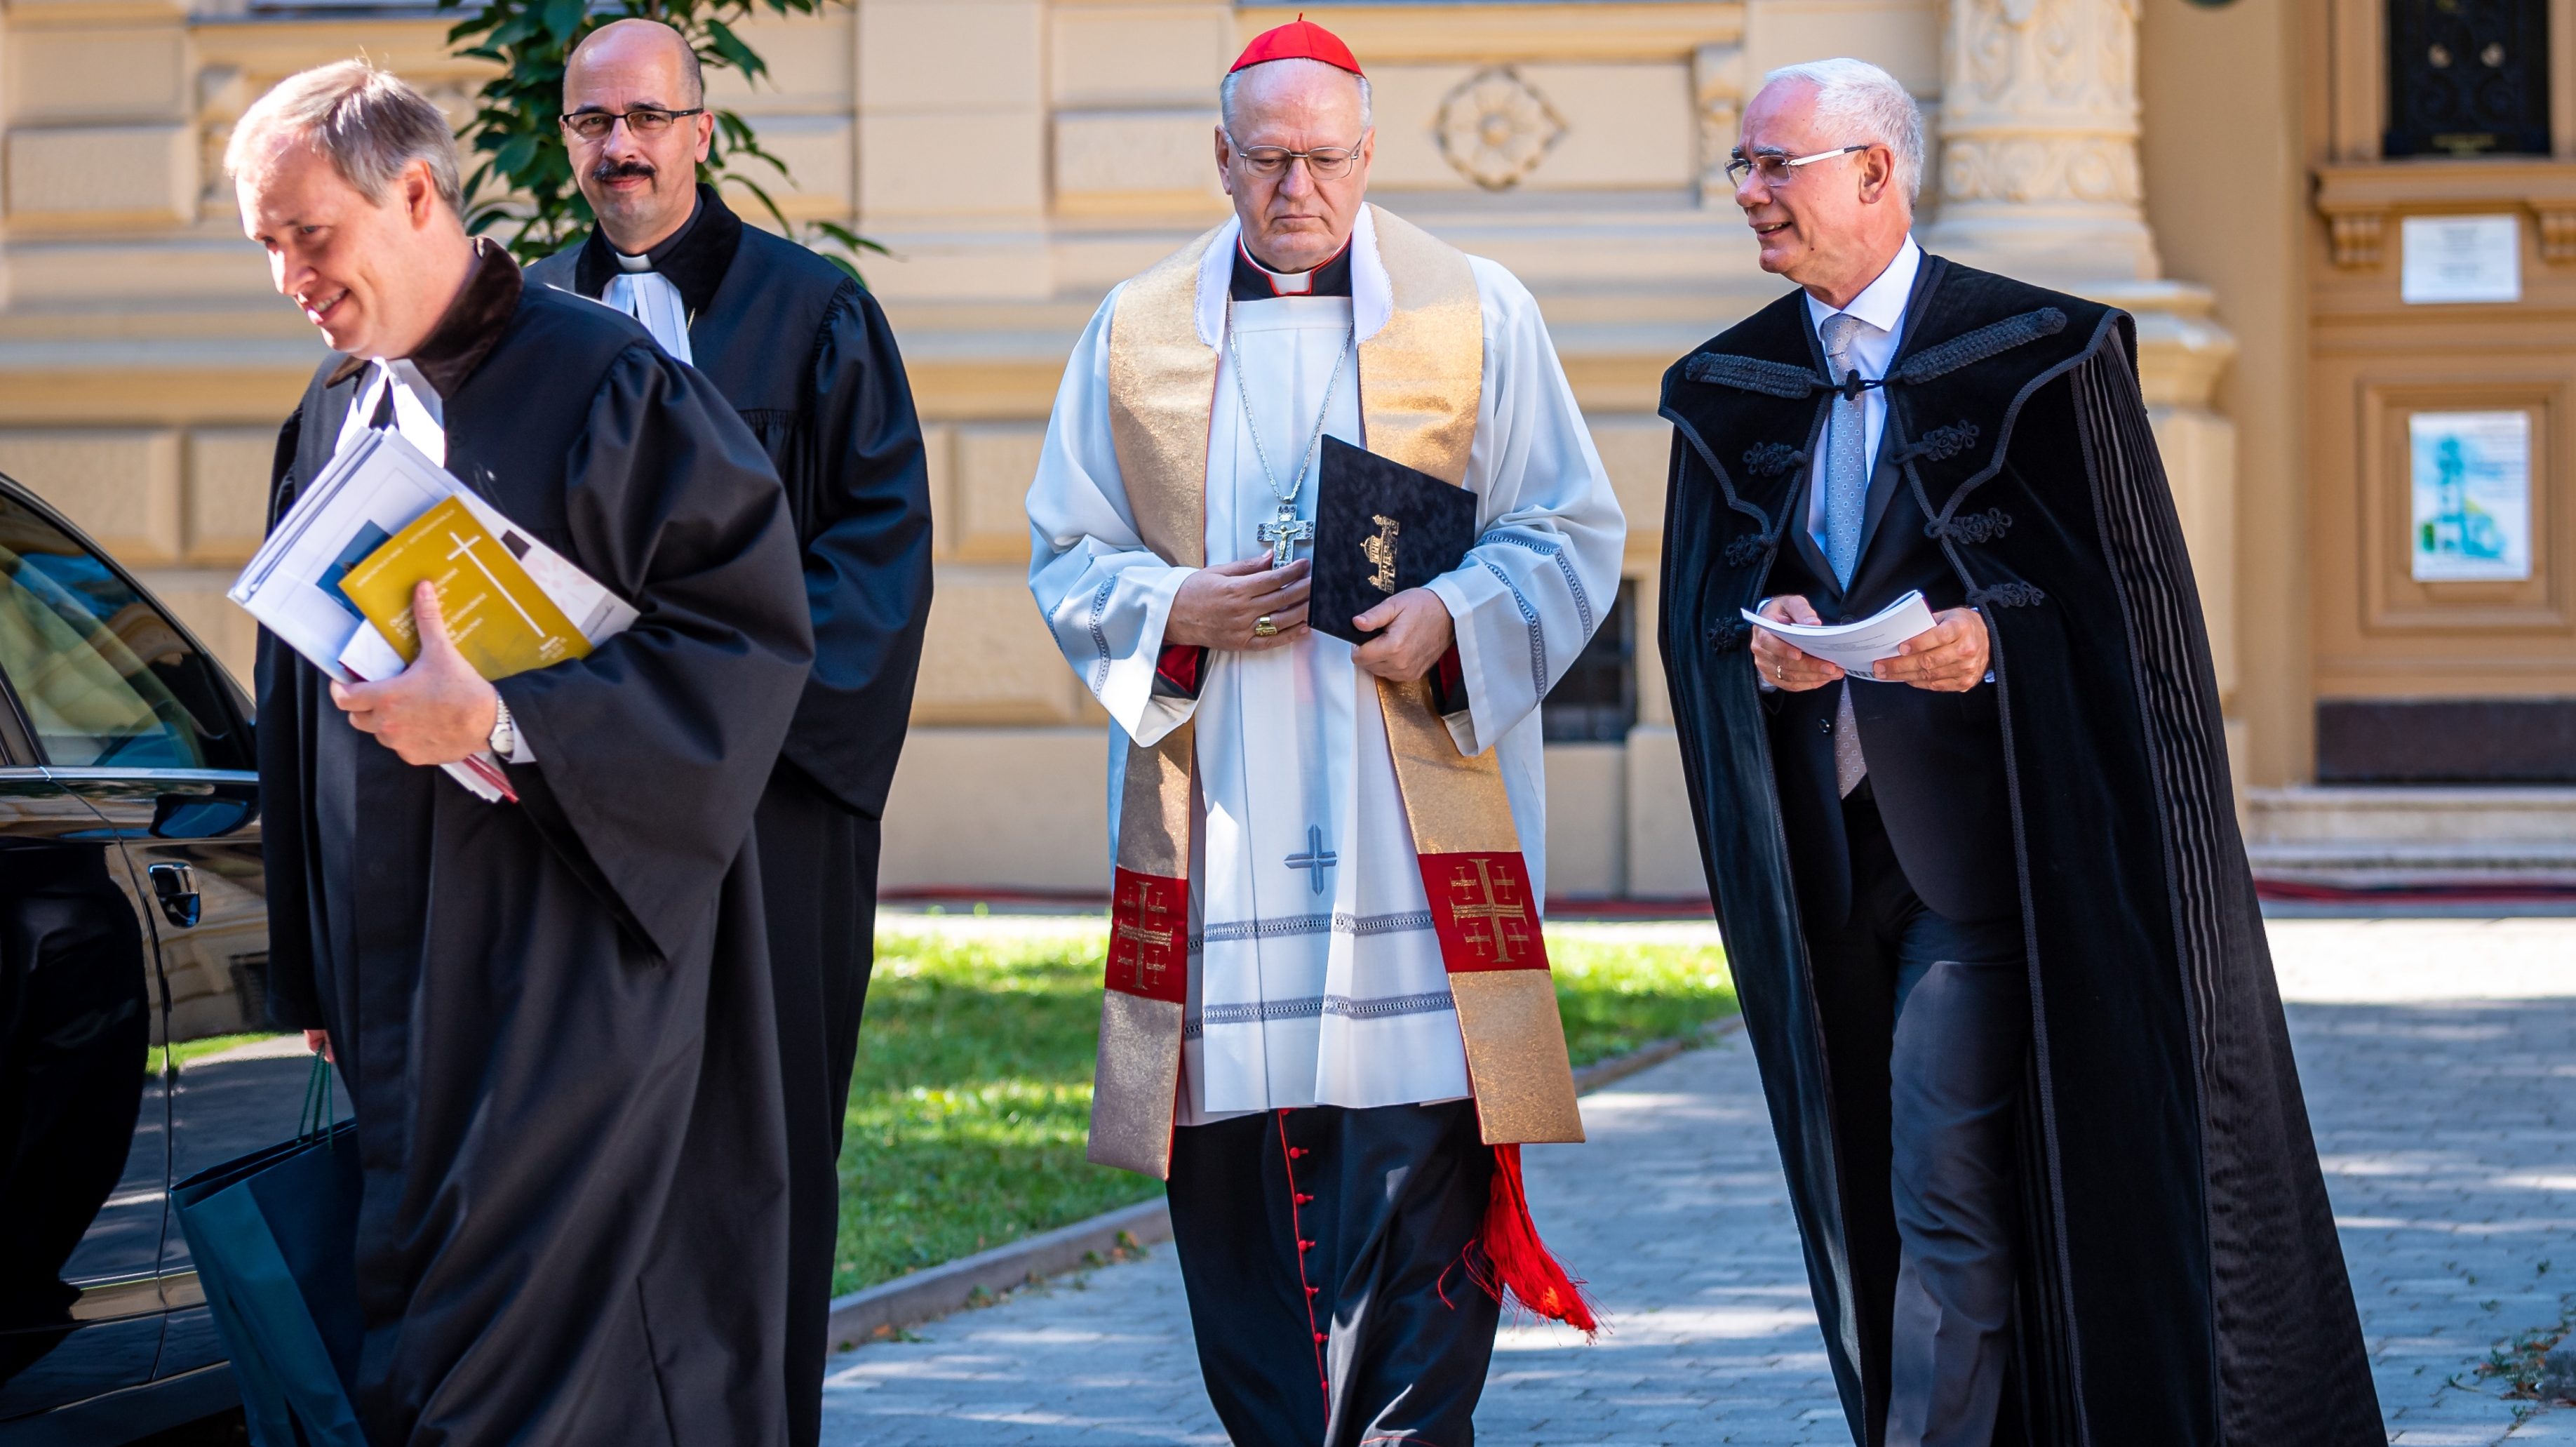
[{"x1": 589, "y1": 159, "x2": 657, "y2": 182}]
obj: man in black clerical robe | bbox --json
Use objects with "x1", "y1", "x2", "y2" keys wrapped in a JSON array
[
  {"x1": 1661, "y1": 60, "x2": 2377, "y2": 1447},
  {"x1": 239, "y1": 61, "x2": 812, "y2": 1446},
  {"x1": 530, "y1": 59, "x2": 933, "y2": 1433}
]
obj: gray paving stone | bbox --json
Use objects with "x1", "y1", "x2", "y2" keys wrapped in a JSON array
[{"x1": 821, "y1": 919, "x2": 2575, "y2": 1444}]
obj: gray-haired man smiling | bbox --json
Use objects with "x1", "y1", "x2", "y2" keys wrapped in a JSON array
[{"x1": 1657, "y1": 56, "x2": 2380, "y2": 1447}]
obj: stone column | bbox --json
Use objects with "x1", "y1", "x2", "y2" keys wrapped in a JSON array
[
  {"x1": 1924, "y1": 0, "x2": 2250, "y2": 799},
  {"x1": 1922, "y1": 0, "x2": 2160, "y2": 282}
]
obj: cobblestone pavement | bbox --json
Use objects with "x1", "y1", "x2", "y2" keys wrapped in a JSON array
[{"x1": 820, "y1": 919, "x2": 2576, "y2": 1445}]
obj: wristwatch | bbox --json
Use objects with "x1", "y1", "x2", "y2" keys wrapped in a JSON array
[{"x1": 488, "y1": 696, "x2": 517, "y2": 759}]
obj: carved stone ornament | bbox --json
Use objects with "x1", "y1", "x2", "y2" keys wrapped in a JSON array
[
  {"x1": 1435, "y1": 67, "x2": 1570, "y2": 192},
  {"x1": 1925, "y1": 0, "x2": 2161, "y2": 279},
  {"x1": 1694, "y1": 44, "x2": 1747, "y2": 207},
  {"x1": 1940, "y1": 135, "x2": 2142, "y2": 207}
]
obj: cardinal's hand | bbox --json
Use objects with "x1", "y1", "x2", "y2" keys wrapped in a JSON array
[
  {"x1": 1167, "y1": 556, "x2": 1310, "y2": 652},
  {"x1": 1350, "y1": 589, "x2": 1455, "y2": 682},
  {"x1": 330, "y1": 581, "x2": 499, "y2": 766}
]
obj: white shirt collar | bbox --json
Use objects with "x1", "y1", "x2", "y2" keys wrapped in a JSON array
[
  {"x1": 1195, "y1": 206, "x2": 1393, "y2": 347},
  {"x1": 1242, "y1": 241, "x2": 1316, "y2": 295},
  {"x1": 1803, "y1": 236, "x2": 1921, "y2": 341}
]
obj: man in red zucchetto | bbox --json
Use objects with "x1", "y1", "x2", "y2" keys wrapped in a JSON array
[{"x1": 1025, "y1": 18, "x2": 1626, "y2": 1446}]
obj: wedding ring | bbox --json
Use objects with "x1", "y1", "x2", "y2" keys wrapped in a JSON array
[{"x1": 1254, "y1": 615, "x2": 1279, "y2": 639}]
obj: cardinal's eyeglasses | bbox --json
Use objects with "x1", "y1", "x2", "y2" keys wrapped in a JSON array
[
  {"x1": 1226, "y1": 136, "x2": 1366, "y2": 180},
  {"x1": 1725, "y1": 143, "x2": 1871, "y2": 187},
  {"x1": 561, "y1": 107, "x2": 708, "y2": 142}
]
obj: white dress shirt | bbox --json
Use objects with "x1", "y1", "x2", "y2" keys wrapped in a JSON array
[{"x1": 1799, "y1": 237, "x2": 1920, "y2": 553}]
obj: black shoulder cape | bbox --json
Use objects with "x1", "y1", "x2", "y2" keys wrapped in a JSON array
[
  {"x1": 1656, "y1": 257, "x2": 2380, "y2": 1446},
  {"x1": 256, "y1": 253, "x2": 812, "y2": 1446},
  {"x1": 526, "y1": 186, "x2": 934, "y2": 818}
]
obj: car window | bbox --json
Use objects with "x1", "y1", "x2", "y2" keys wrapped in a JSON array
[{"x1": 0, "y1": 494, "x2": 247, "y2": 771}]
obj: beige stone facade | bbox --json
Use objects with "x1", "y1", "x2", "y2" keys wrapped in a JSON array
[{"x1": 4, "y1": 0, "x2": 2559, "y2": 898}]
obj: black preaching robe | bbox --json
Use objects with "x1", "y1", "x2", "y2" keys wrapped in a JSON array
[
  {"x1": 526, "y1": 185, "x2": 933, "y2": 1447},
  {"x1": 256, "y1": 242, "x2": 813, "y2": 1447},
  {"x1": 1656, "y1": 257, "x2": 2380, "y2": 1447}
]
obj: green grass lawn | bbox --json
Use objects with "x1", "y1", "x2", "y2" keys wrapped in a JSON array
[{"x1": 831, "y1": 916, "x2": 1733, "y2": 1296}]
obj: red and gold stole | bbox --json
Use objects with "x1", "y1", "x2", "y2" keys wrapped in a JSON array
[{"x1": 1087, "y1": 204, "x2": 1584, "y2": 1180}]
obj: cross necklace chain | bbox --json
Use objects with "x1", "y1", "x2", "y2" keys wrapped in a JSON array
[{"x1": 1227, "y1": 301, "x2": 1356, "y2": 567}]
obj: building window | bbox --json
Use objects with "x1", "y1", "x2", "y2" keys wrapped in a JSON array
[
  {"x1": 1542, "y1": 581, "x2": 1635, "y2": 742},
  {"x1": 2386, "y1": 0, "x2": 2551, "y2": 156}
]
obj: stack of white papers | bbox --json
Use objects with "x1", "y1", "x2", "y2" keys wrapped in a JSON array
[
  {"x1": 232, "y1": 430, "x2": 457, "y2": 686},
  {"x1": 1740, "y1": 589, "x2": 1938, "y2": 679}
]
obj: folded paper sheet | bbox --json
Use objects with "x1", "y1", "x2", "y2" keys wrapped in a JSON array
[{"x1": 1740, "y1": 589, "x2": 1938, "y2": 678}]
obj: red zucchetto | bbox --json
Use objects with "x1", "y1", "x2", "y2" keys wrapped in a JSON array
[{"x1": 1228, "y1": 15, "x2": 1364, "y2": 77}]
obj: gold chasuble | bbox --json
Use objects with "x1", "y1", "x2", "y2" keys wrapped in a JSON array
[{"x1": 1087, "y1": 205, "x2": 1583, "y2": 1182}]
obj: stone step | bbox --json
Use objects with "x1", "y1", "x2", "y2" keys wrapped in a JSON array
[{"x1": 2245, "y1": 787, "x2": 2576, "y2": 887}]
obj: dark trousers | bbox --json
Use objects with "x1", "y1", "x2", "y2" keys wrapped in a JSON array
[
  {"x1": 1167, "y1": 1100, "x2": 1501, "y2": 1447},
  {"x1": 756, "y1": 771, "x2": 881, "y2": 1447},
  {"x1": 1807, "y1": 787, "x2": 2028, "y2": 1447}
]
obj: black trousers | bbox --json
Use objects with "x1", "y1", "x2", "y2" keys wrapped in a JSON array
[
  {"x1": 756, "y1": 768, "x2": 881, "y2": 1447},
  {"x1": 1806, "y1": 786, "x2": 2028, "y2": 1447},
  {"x1": 1167, "y1": 1100, "x2": 1501, "y2": 1447}
]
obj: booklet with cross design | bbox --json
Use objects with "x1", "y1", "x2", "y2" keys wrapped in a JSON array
[{"x1": 1309, "y1": 436, "x2": 1479, "y2": 646}]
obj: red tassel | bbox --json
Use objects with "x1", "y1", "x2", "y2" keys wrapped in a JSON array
[{"x1": 1466, "y1": 1144, "x2": 1599, "y2": 1335}]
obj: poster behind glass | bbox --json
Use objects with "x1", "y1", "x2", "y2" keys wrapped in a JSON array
[{"x1": 2408, "y1": 410, "x2": 2533, "y2": 581}]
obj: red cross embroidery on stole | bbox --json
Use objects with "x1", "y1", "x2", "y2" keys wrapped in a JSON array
[
  {"x1": 1417, "y1": 852, "x2": 1549, "y2": 973},
  {"x1": 1106, "y1": 867, "x2": 1188, "y2": 1002}
]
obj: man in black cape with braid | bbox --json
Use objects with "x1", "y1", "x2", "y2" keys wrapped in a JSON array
[
  {"x1": 526, "y1": 22, "x2": 935, "y2": 1444},
  {"x1": 1657, "y1": 59, "x2": 2378, "y2": 1447}
]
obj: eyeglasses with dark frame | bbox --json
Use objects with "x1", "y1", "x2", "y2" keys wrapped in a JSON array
[
  {"x1": 560, "y1": 107, "x2": 709, "y2": 142},
  {"x1": 1225, "y1": 134, "x2": 1367, "y2": 181},
  {"x1": 1725, "y1": 143, "x2": 1872, "y2": 187}
]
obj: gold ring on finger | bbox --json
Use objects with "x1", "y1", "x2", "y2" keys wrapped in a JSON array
[{"x1": 1254, "y1": 615, "x2": 1278, "y2": 639}]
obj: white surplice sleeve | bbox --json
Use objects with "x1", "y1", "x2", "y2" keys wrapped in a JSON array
[
  {"x1": 1026, "y1": 286, "x2": 1199, "y2": 747},
  {"x1": 1422, "y1": 258, "x2": 1627, "y2": 756}
]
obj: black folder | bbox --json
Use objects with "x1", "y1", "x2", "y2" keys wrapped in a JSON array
[{"x1": 1310, "y1": 436, "x2": 1479, "y2": 646}]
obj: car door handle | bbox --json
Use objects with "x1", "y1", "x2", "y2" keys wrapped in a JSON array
[{"x1": 148, "y1": 861, "x2": 201, "y2": 928}]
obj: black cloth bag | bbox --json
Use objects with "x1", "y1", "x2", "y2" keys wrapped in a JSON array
[{"x1": 170, "y1": 1058, "x2": 364, "y2": 1447}]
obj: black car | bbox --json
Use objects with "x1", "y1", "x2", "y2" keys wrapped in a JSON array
[{"x1": 0, "y1": 472, "x2": 322, "y2": 1444}]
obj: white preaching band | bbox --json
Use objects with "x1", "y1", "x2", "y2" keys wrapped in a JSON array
[
  {"x1": 1026, "y1": 202, "x2": 1623, "y2": 1126},
  {"x1": 602, "y1": 255, "x2": 694, "y2": 366}
]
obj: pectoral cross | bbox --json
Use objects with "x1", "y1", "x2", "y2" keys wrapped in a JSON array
[
  {"x1": 1256, "y1": 500, "x2": 1315, "y2": 568},
  {"x1": 1447, "y1": 857, "x2": 1532, "y2": 966}
]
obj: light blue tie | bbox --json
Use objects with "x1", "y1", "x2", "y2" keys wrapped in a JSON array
[
  {"x1": 1819, "y1": 312, "x2": 1868, "y2": 589},
  {"x1": 1817, "y1": 312, "x2": 1870, "y2": 797}
]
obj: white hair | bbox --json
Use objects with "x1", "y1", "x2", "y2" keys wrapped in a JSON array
[
  {"x1": 1220, "y1": 58, "x2": 1374, "y2": 138},
  {"x1": 226, "y1": 59, "x2": 463, "y2": 215},
  {"x1": 1761, "y1": 58, "x2": 1924, "y2": 206}
]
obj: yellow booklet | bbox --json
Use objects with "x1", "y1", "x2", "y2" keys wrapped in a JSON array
[{"x1": 337, "y1": 495, "x2": 593, "y2": 681}]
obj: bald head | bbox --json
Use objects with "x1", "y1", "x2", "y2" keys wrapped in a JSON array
[
  {"x1": 568, "y1": 19, "x2": 703, "y2": 107},
  {"x1": 562, "y1": 18, "x2": 714, "y2": 253},
  {"x1": 1221, "y1": 57, "x2": 1371, "y2": 136}
]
